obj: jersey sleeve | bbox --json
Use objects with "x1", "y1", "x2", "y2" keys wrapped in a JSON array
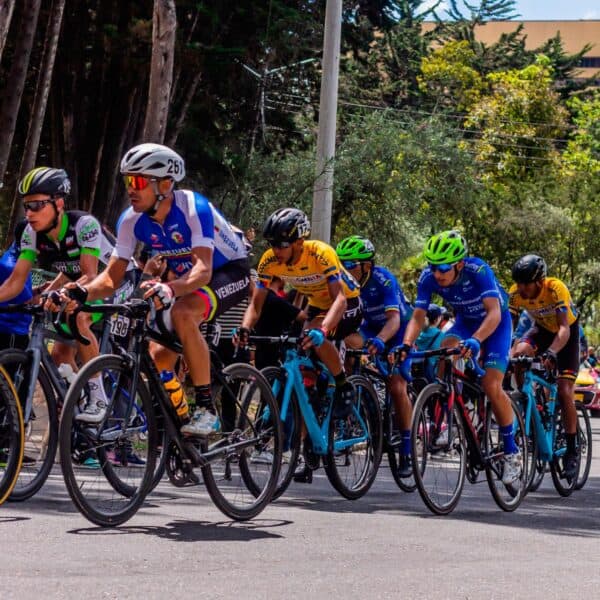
[
  {"x1": 17, "y1": 224, "x2": 38, "y2": 264},
  {"x1": 75, "y1": 214, "x2": 102, "y2": 257},
  {"x1": 256, "y1": 250, "x2": 276, "y2": 288},
  {"x1": 414, "y1": 269, "x2": 434, "y2": 310},
  {"x1": 473, "y1": 261, "x2": 502, "y2": 301},
  {"x1": 548, "y1": 279, "x2": 570, "y2": 314},
  {"x1": 112, "y1": 208, "x2": 139, "y2": 261},
  {"x1": 508, "y1": 283, "x2": 521, "y2": 316},
  {"x1": 373, "y1": 268, "x2": 400, "y2": 312},
  {"x1": 189, "y1": 192, "x2": 215, "y2": 250},
  {"x1": 318, "y1": 244, "x2": 342, "y2": 283}
]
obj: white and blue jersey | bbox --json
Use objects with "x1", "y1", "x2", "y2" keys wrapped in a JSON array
[
  {"x1": 359, "y1": 265, "x2": 412, "y2": 347},
  {"x1": 415, "y1": 257, "x2": 511, "y2": 372},
  {"x1": 114, "y1": 190, "x2": 247, "y2": 275}
]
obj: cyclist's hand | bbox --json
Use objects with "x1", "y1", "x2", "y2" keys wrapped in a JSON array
[
  {"x1": 461, "y1": 337, "x2": 480, "y2": 359},
  {"x1": 301, "y1": 328, "x2": 327, "y2": 349},
  {"x1": 366, "y1": 337, "x2": 385, "y2": 356},
  {"x1": 141, "y1": 280, "x2": 175, "y2": 309},
  {"x1": 542, "y1": 349, "x2": 558, "y2": 371},
  {"x1": 232, "y1": 326, "x2": 250, "y2": 348},
  {"x1": 393, "y1": 343, "x2": 412, "y2": 363},
  {"x1": 45, "y1": 283, "x2": 88, "y2": 314}
]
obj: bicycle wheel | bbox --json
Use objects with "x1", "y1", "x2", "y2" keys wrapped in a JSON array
[
  {"x1": 510, "y1": 392, "x2": 539, "y2": 494},
  {"x1": 324, "y1": 374, "x2": 383, "y2": 500},
  {"x1": 59, "y1": 354, "x2": 157, "y2": 526},
  {"x1": 202, "y1": 363, "x2": 282, "y2": 520},
  {"x1": 0, "y1": 366, "x2": 24, "y2": 504},
  {"x1": 261, "y1": 366, "x2": 302, "y2": 500},
  {"x1": 484, "y1": 396, "x2": 527, "y2": 511},
  {"x1": 0, "y1": 350, "x2": 59, "y2": 502},
  {"x1": 574, "y1": 402, "x2": 592, "y2": 491},
  {"x1": 385, "y1": 398, "x2": 417, "y2": 493},
  {"x1": 528, "y1": 459, "x2": 547, "y2": 492},
  {"x1": 411, "y1": 383, "x2": 466, "y2": 515},
  {"x1": 549, "y1": 407, "x2": 576, "y2": 497}
]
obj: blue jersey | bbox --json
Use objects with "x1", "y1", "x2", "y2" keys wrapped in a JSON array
[
  {"x1": 114, "y1": 190, "x2": 247, "y2": 276},
  {"x1": 415, "y1": 257, "x2": 508, "y2": 323},
  {"x1": 0, "y1": 242, "x2": 33, "y2": 335},
  {"x1": 361, "y1": 265, "x2": 412, "y2": 331}
]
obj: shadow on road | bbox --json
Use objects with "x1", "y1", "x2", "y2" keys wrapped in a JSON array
[
  {"x1": 67, "y1": 518, "x2": 292, "y2": 542},
  {"x1": 0, "y1": 516, "x2": 30, "y2": 524}
]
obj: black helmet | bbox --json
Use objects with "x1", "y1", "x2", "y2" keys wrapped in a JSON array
[
  {"x1": 511, "y1": 254, "x2": 547, "y2": 284},
  {"x1": 18, "y1": 167, "x2": 71, "y2": 197},
  {"x1": 263, "y1": 208, "x2": 310, "y2": 244}
]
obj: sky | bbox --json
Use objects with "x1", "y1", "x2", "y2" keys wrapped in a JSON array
[{"x1": 423, "y1": 1, "x2": 600, "y2": 20}]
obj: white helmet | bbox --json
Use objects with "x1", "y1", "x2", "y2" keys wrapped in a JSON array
[{"x1": 120, "y1": 143, "x2": 185, "y2": 182}]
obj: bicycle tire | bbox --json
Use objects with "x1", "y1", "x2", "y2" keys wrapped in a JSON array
[
  {"x1": 385, "y1": 398, "x2": 417, "y2": 493},
  {"x1": 59, "y1": 354, "x2": 157, "y2": 526},
  {"x1": 261, "y1": 366, "x2": 302, "y2": 501},
  {"x1": 484, "y1": 396, "x2": 527, "y2": 511},
  {"x1": 324, "y1": 374, "x2": 383, "y2": 500},
  {"x1": 549, "y1": 406, "x2": 576, "y2": 497},
  {"x1": 574, "y1": 401, "x2": 592, "y2": 491},
  {"x1": 202, "y1": 363, "x2": 282, "y2": 520},
  {"x1": 0, "y1": 366, "x2": 24, "y2": 504},
  {"x1": 0, "y1": 350, "x2": 59, "y2": 502},
  {"x1": 411, "y1": 383, "x2": 466, "y2": 515}
]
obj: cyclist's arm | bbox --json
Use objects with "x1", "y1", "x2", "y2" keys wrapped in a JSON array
[
  {"x1": 242, "y1": 286, "x2": 269, "y2": 329},
  {"x1": 376, "y1": 310, "x2": 400, "y2": 343},
  {"x1": 548, "y1": 309, "x2": 570, "y2": 354},
  {"x1": 168, "y1": 246, "x2": 212, "y2": 297},
  {"x1": 0, "y1": 258, "x2": 32, "y2": 303},
  {"x1": 77, "y1": 252, "x2": 100, "y2": 286},
  {"x1": 321, "y1": 279, "x2": 347, "y2": 333},
  {"x1": 470, "y1": 296, "x2": 501, "y2": 343},
  {"x1": 401, "y1": 307, "x2": 426, "y2": 346}
]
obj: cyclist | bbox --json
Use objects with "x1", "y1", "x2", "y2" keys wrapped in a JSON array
[
  {"x1": 0, "y1": 167, "x2": 136, "y2": 422},
  {"x1": 414, "y1": 303, "x2": 444, "y2": 384},
  {"x1": 509, "y1": 254, "x2": 580, "y2": 480},
  {"x1": 335, "y1": 235, "x2": 414, "y2": 477},
  {"x1": 56, "y1": 143, "x2": 250, "y2": 436},
  {"x1": 398, "y1": 230, "x2": 522, "y2": 485},
  {"x1": 238, "y1": 208, "x2": 362, "y2": 417}
]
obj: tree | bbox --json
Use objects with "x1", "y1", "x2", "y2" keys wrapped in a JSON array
[
  {"x1": 143, "y1": 0, "x2": 177, "y2": 143},
  {"x1": 0, "y1": 0, "x2": 16, "y2": 65}
]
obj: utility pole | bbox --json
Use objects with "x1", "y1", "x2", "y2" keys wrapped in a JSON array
[{"x1": 311, "y1": 0, "x2": 342, "y2": 243}]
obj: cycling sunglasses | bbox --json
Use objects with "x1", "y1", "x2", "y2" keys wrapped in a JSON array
[
  {"x1": 123, "y1": 174, "x2": 156, "y2": 191},
  {"x1": 23, "y1": 199, "x2": 54, "y2": 213},
  {"x1": 428, "y1": 262, "x2": 455, "y2": 273},
  {"x1": 342, "y1": 260, "x2": 360, "y2": 270},
  {"x1": 268, "y1": 240, "x2": 292, "y2": 249}
]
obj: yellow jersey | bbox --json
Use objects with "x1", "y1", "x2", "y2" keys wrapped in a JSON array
[
  {"x1": 257, "y1": 239, "x2": 360, "y2": 310},
  {"x1": 508, "y1": 277, "x2": 578, "y2": 333}
]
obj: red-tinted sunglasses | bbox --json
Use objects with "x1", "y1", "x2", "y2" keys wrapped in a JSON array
[{"x1": 123, "y1": 174, "x2": 156, "y2": 191}]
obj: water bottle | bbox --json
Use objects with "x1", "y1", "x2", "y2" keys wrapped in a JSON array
[
  {"x1": 160, "y1": 370, "x2": 189, "y2": 421},
  {"x1": 58, "y1": 363, "x2": 77, "y2": 385}
]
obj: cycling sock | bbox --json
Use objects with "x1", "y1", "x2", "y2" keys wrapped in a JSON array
[
  {"x1": 566, "y1": 432, "x2": 577, "y2": 454},
  {"x1": 194, "y1": 385, "x2": 213, "y2": 413},
  {"x1": 499, "y1": 423, "x2": 518, "y2": 454},
  {"x1": 333, "y1": 372, "x2": 347, "y2": 389},
  {"x1": 401, "y1": 430, "x2": 411, "y2": 455}
]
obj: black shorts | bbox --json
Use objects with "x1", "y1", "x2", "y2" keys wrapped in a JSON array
[
  {"x1": 206, "y1": 259, "x2": 250, "y2": 322},
  {"x1": 521, "y1": 320, "x2": 580, "y2": 380},
  {"x1": 306, "y1": 296, "x2": 362, "y2": 341}
]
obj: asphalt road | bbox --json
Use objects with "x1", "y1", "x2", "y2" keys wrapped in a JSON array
[{"x1": 2, "y1": 421, "x2": 600, "y2": 600}]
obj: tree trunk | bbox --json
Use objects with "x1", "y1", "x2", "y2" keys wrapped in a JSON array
[
  {"x1": 143, "y1": 0, "x2": 176, "y2": 143},
  {"x1": 166, "y1": 71, "x2": 202, "y2": 147},
  {"x1": 0, "y1": 0, "x2": 42, "y2": 187},
  {"x1": 8, "y1": 0, "x2": 65, "y2": 235},
  {"x1": 0, "y1": 0, "x2": 16, "y2": 64}
]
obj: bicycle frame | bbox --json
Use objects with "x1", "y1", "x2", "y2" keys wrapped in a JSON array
[{"x1": 273, "y1": 346, "x2": 371, "y2": 456}]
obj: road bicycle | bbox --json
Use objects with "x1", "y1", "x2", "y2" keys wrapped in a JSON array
[
  {"x1": 346, "y1": 347, "x2": 420, "y2": 492},
  {"x1": 510, "y1": 355, "x2": 592, "y2": 496},
  {"x1": 58, "y1": 299, "x2": 282, "y2": 526},
  {"x1": 407, "y1": 346, "x2": 528, "y2": 515},
  {"x1": 0, "y1": 365, "x2": 24, "y2": 504},
  {"x1": 255, "y1": 335, "x2": 382, "y2": 500}
]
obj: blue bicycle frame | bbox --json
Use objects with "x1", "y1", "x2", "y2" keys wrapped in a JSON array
[{"x1": 272, "y1": 346, "x2": 371, "y2": 455}]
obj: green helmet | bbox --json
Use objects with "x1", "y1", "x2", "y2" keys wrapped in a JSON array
[
  {"x1": 336, "y1": 235, "x2": 375, "y2": 261},
  {"x1": 423, "y1": 230, "x2": 467, "y2": 264}
]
